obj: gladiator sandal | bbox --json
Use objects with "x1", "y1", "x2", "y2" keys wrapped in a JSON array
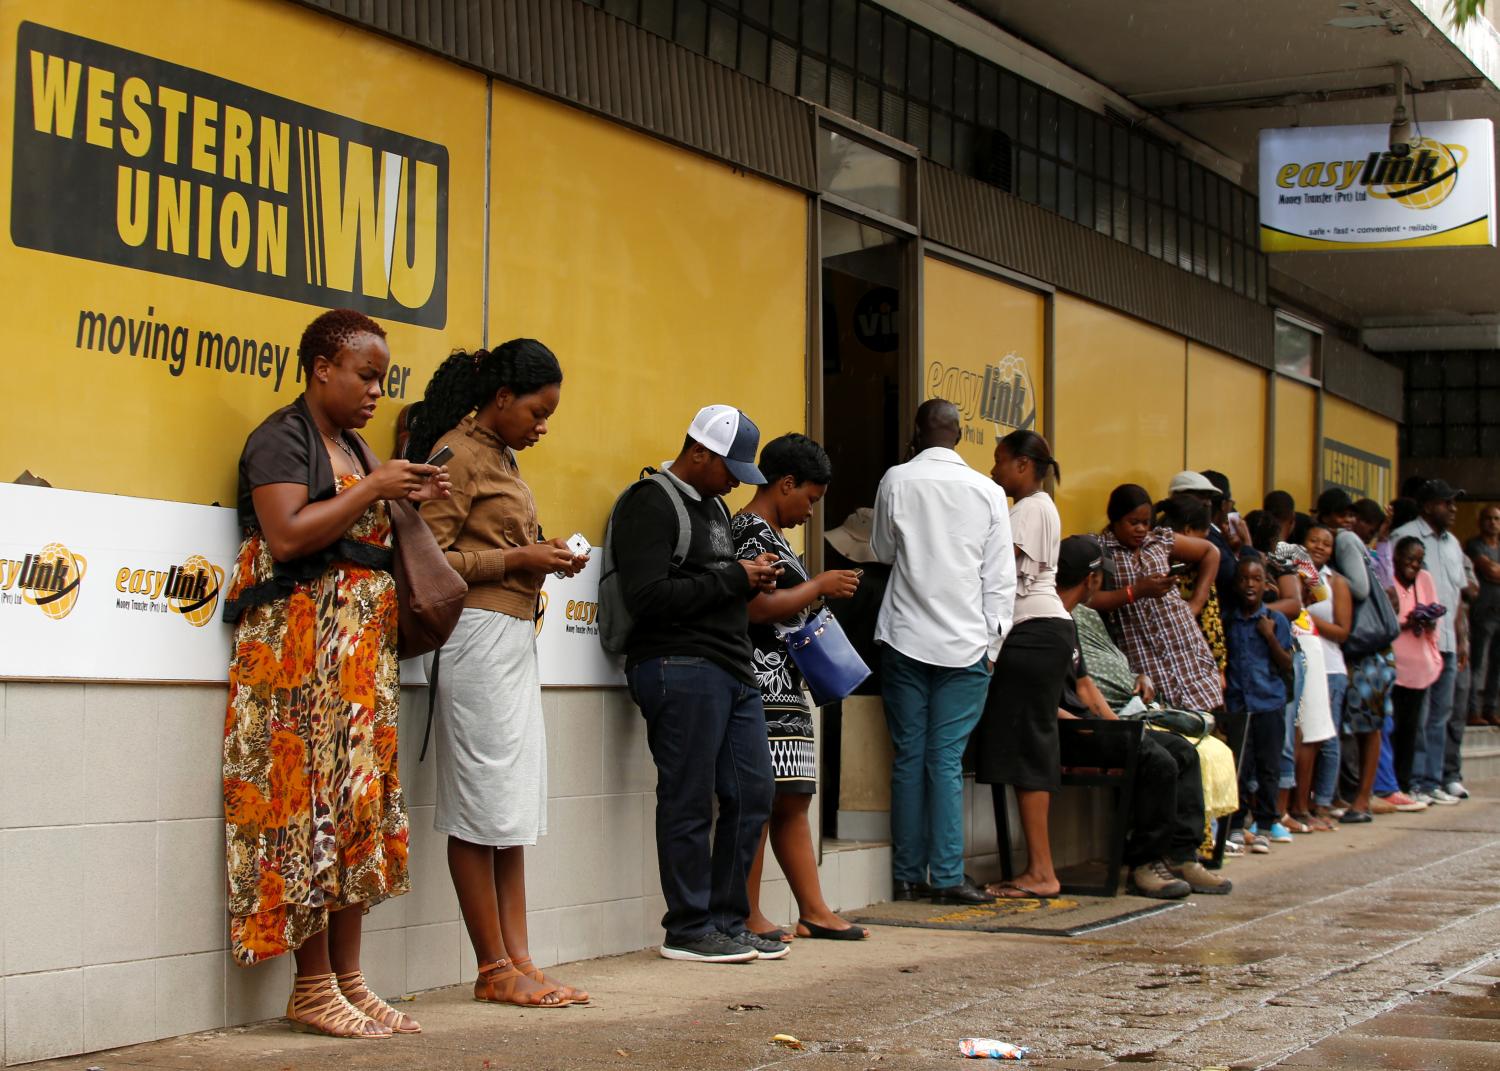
[
  {"x1": 510, "y1": 955, "x2": 590, "y2": 1005},
  {"x1": 285, "y1": 972, "x2": 392, "y2": 1039},
  {"x1": 473, "y1": 958, "x2": 571, "y2": 1008},
  {"x1": 336, "y1": 969, "x2": 422, "y2": 1034}
]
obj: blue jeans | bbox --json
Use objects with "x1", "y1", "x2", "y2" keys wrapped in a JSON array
[
  {"x1": 1312, "y1": 673, "x2": 1347, "y2": 807},
  {"x1": 628, "y1": 656, "x2": 774, "y2": 944},
  {"x1": 1279, "y1": 647, "x2": 1306, "y2": 790},
  {"x1": 1374, "y1": 714, "x2": 1400, "y2": 795},
  {"x1": 880, "y1": 647, "x2": 991, "y2": 888},
  {"x1": 1413, "y1": 652, "x2": 1457, "y2": 793}
]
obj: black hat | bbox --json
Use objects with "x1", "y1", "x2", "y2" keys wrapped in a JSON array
[
  {"x1": 1057, "y1": 534, "x2": 1114, "y2": 589},
  {"x1": 1316, "y1": 487, "x2": 1355, "y2": 517},
  {"x1": 1417, "y1": 478, "x2": 1465, "y2": 504}
]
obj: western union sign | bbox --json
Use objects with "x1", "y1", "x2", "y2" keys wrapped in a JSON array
[
  {"x1": 11, "y1": 20, "x2": 449, "y2": 327},
  {"x1": 1258, "y1": 119, "x2": 1495, "y2": 252}
]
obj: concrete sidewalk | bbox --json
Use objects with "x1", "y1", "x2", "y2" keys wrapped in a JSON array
[{"x1": 30, "y1": 787, "x2": 1500, "y2": 1071}]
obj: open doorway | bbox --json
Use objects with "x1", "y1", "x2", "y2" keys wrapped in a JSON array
[{"x1": 817, "y1": 205, "x2": 911, "y2": 839}]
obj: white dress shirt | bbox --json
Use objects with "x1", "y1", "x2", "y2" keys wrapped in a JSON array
[{"x1": 870, "y1": 447, "x2": 1017, "y2": 667}]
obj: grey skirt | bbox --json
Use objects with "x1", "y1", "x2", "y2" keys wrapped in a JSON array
[{"x1": 425, "y1": 607, "x2": 548, "y2": 847}]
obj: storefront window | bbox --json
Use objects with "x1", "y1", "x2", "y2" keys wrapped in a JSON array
[
  {"x1": 817, "y1": 125, "x2": 911, "y2": 221},
  {"x1": 1274, "y1": 316, "x2": 1322, "y2": 382}
]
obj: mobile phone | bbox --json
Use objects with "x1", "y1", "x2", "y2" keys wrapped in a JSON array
[
  {"x1": 424, "y1": 444, "x2": 454, "y2": 468},
  {"x1": 1168, "y1": 561, "x2": 1190, "y2": 577},
  {"x1": 566, "y1": 533, "x2": 591, "y2": 558},
  {"x1": 853, "y1": 568, "x2": 865, "y2": 578}
]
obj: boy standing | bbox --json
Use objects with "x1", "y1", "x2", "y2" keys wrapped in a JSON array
[{"x1": 1222, "y1": 554, "x2": 1295, "y2": 853}]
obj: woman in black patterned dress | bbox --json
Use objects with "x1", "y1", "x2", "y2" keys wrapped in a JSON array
[{"x1": 731, "y1": 434, "x2": 869, "y2": 942}]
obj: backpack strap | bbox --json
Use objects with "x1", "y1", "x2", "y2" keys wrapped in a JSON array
[{"x1": 645, "y1": 471, "x2": 693, "y2": 567}]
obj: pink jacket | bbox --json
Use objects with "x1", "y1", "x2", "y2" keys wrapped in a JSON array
[{"x1": 1393, "y1": 571, "x2": 1443, "y2": 689}]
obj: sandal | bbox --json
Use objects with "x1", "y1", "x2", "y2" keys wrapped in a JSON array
[
  {"x1": 286, "y1": 972, "x2": 392, "y2": 1039},
  {"x1": 510, "y1": 955, "x2": 590, "y2": 1005},
  {"x1": 336, "y1": 970, "x2": 421, "y2": 1034},
  {"x1": 1282, "y1": 814, "x2": 1314, "y2": 835},
  {"x1": 474, "y1": 959, "x2": 572, "y2": 1008},
  {"x1": 796, "y1": 918, "x2": 870, "y2": 940}
]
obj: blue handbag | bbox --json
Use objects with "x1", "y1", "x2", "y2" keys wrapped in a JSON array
[{"x1": 783, "y1": 607, "x2": 871, "y2": 707}]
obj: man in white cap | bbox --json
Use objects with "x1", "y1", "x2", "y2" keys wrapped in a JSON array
[
  {"x1": 871, "y1": 399, "x2": 1015, "y2": 905},
  {"x1": 612, "y1": 405, "x2": 786, "y2": 963}
]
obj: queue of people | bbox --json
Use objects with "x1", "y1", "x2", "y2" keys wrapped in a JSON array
[{"x1": 220, "y1": 308, "x2": 1485, "y2": 1040}]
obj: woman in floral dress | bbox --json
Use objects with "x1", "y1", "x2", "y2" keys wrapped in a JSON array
[{"x1": 222, "y1": 309, "x2": 449, "y2": 1040}]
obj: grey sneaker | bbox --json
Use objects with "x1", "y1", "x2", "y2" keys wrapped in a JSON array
[
  {"x1": 1427, "y1": 787, "x2": 1461, "y2": 805},
  {"x1": 729, "y1": 929, "x2": 790, "y2": 960},
  {"x1": 659, "y1": 931, "x2": 757, "y2": 963},
  {"x1": 1444, "y1": 781, "x2": 1470, "y2": 800},
  {"x1": 1130, "y1": 860, "x2": 1191, "y2": 900}
]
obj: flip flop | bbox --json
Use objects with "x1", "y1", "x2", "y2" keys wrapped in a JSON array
[
  {"x1": 985, "y1": 881, "x2": 1059, "y2": 900},
  {"x1": 796, "y1": 919, "x2": 869, "y2": 940}
]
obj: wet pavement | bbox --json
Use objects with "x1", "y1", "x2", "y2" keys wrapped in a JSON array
[{"x1": 31, "y1": 785, "x2": 1500, "y2": 1071}]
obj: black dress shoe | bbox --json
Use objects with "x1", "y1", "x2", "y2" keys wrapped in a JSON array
[
  {"x1": 892, "y1": 880, "x2": 932, "y2": 902},
  {"x1": 929, "y1": 878, "x2": 996, "y2": 904}
]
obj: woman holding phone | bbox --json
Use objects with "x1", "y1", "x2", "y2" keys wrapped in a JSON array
[
  {"x1": 222, "y1": 309, "x2": 450, "y2": 1038},
  {"x1": 409, "y1": 340, "x2": 590, "y2": 1007}
]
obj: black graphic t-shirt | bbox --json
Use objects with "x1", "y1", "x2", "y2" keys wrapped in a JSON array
[{"x1": 731, "y1": 512, "x2": 811, "y2": 709}]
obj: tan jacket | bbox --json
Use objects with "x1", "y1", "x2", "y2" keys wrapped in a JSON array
[{"x1": 419, "y1": 415, "x2": 541, "y2": 620}]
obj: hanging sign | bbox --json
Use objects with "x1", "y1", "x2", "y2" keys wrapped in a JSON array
[{"x1": 1258, "y1": 119, "x2": 1495, "y2": 251}]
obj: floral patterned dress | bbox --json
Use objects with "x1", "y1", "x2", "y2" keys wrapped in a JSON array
[{"x1": 222, "y1": 474, "x2": 409, "y2": 965}]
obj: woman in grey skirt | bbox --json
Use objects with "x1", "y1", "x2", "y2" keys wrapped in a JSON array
[{"x1": 411, "y1": 340, "x2": 590, "y2": 1007}]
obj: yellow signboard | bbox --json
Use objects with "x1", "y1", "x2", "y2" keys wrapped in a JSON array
[
  {"x1": 0, "y1": 0, "x2": 487, "y2": 505},
  {"x1": 921, "y1": 257, "x2": 1045, "y2": 475}
]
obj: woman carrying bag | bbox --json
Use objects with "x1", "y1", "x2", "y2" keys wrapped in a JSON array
[
  {"x1": 409, "y1": 340, "x2": 591, "y2": 1007},
  {"x1": 732, "y1": 434, "x2": 870, "y2": 942},
  {"x1": 222, "y1": 309, "x2": 450, "y2": 1039}
]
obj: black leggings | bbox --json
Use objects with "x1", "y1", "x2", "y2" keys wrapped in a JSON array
[{"x1": 1391, "y1": 685, "x2": 1428, "y2": 793}]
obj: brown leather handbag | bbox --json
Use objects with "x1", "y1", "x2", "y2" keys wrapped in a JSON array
[{"x1": 353, "y1": 437, "x2": 467, "y2": 659}]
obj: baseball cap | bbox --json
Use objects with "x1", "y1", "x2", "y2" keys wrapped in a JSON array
[
  {"x1": 1168, "y1": 470, "x2": 1218, "y2": 496},
  {"x1": 1417, "y1": 478, "x2": 1465, "y2": 504},
  {"x1": 1056, "y1": 534, "x2": 1115, "y2": 589},
  {"x1": 687, "y1": 405, "x2": 766, "y2": 485}
]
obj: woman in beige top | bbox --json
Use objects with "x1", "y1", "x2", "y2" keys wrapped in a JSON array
[{"x1": 411, "y1": 340, "x2": 589, "y2": 1008}]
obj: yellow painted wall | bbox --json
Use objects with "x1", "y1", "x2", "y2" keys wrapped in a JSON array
[
  {"x1": 486, "y1": 84, "x2": 807, "y2": 543},
  {"x1": 1186, "y1": 343, "x2": 1267, "y2": 510},
  {"x1": 0, "y1": 0, "x2": 488, "y2": 503},
  {"x1": 1321, "y1": 395, "x2": 1398, "y2": 504},
  {"x1": 1271, "y1": 378, "x2": 1318, "y2": 510},
  {"x1": 921, "y1": 257, "x2": 1046, "y2": 474},
  {"x1": 1052, "y1": 294, "x2": 1187, "y2": 533}
]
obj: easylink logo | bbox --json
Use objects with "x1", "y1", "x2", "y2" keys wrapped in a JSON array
[
  {"x1": 926, "y1": 353, "x2": 1037, "y2": 440},
  {"x1": 0, "y1": 544, "x2": 87, "y2": 620},
  {"x1": 1274, "y1": 138, "x2": 1468, "y2": 210},
  {"x1": 11, "y1": 21, "x2": 449, "y2": 328},
  {"x1": 114, "y1": 554, "x2": 224, "y2": 627}
]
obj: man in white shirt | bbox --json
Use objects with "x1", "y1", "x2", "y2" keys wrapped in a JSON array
[
  {"x1": 870, "y1": 399, "x2": 1016, "y2": 905},
  {"x1": 1392, "y1": 479, "x2": 1469, "y2": 805}
]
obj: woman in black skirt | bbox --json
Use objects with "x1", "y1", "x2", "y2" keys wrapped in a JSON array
[
  {"x1": 975, "y1": 430, "x2": 1073, "y2": 899},
  {"x1": 732, "y1": 434, "x2": 869, "y2": 941}
]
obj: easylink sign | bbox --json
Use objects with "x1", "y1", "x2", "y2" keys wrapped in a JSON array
[
  {"x1": 1258, "y1": 119, "x2": 1495, "y2": 251},
  {"x1": 13, "y1": 20, "x2": 449, "y2": 326}
]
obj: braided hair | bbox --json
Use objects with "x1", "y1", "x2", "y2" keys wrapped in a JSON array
[{"x1": 407, "y1": 338, "x2": 562, "y2": 462}]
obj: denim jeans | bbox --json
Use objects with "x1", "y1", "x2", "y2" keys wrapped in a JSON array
[
  {"x1": 880, "y1": 646, "x2": 991, "y2": 888},
  {"x1": 629, "y1": 656, "x2": 774, "y2": 944},
  {"x1": 1312, "y1": 673, "x2": 1347, "y2": 807},
  {"x1": 1374, "y1": 714, "x2": 1400, "y2": 796},
  {"x1": 1279, "y1": 647, "x2": 1306, "y2": 791},
  {"x1": 1413, "y1": 652, "x2": 1457, "y2": 793}
]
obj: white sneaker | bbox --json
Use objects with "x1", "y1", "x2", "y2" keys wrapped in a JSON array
[
  {"x1": 1411, "y1": 791, "x2": 1434, "y2": 806},
  {"x1": 1427, "y1": 787, "x2": 1461, "y2": 806},
  {"x1": 1445, "y1": 781, "x2": 1470, "y2": 800}
]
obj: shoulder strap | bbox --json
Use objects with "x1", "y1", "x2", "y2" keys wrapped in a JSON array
[
  {"x1": 419, "y1": 648, "x2": 439, "y2": 762},
  {"x1": 645, "y1": 471, "x2": 693, "y2": 566}
]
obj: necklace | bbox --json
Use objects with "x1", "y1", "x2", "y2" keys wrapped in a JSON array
[{"x1": 323, "y1": 430, "x2": 360, "y2": 470}]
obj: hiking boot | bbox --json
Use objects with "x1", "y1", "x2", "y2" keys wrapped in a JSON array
[
  {"x1": 1167, "y1": 860, "x2": 1232, "y2": 895},
  {"x1": 1129, "y1": 860, "x2": 1191, "y2": 900}
]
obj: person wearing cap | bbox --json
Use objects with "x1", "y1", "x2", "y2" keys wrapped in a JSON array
[
  {"x1": 1055, "y1": 536, "x2": 1232, "y2": 898},
  {"x1": 824, "y1": 507, "x2": 890, "y2": 694},
  {"x1": 871, "y1": 399, "x2": 1016, "y2": 906},
  {"x1": 1392, "y1": 479, "x2": 1469, "y2": 806},
  {"x1": 612, "y1": 405, "x2": 786, "y2": 964}
]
